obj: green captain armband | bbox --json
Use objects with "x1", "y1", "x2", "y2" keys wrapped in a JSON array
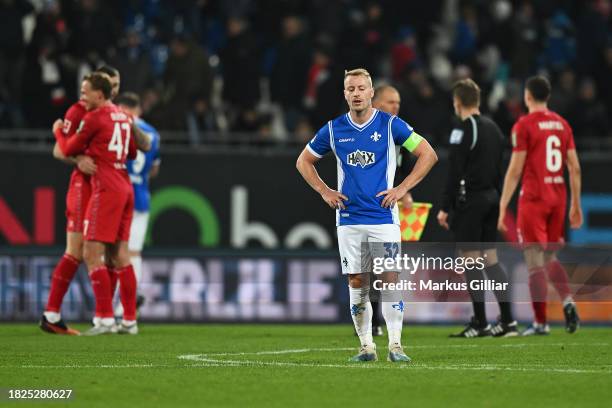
[{"x1": 402, "y1": 132, "x2": 424, "y2": 152}]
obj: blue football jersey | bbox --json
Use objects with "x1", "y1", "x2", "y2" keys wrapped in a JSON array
[
  {"x1": 127, "y1": 118, "x2": 160, "y2": 212},
  {"x1": 307, "y1": 109, "x2": 416, "y2": 226}
]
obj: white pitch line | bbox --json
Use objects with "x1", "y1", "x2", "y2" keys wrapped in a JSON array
[
  {"x1": 19, "y1": 363, "x2": 165, "y2": 369},
  {"x1": 182, "y1": 343, "x2": 609, "y2": 356},
  {"x1": 177, "y1": 345, "x2": 612, "y2": 374},
  {"x1": 8, "y1": 343, "x2": 610, "y2": 372},
  {"x1": 179, "y1": 358, "x2": 611, "y2": 374}
]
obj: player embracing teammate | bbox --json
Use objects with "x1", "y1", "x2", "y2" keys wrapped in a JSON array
[
  {"x1": 40, "y1": 68, "x2": 150, "y2": 335},
  {"x1": 51, "y1": 72, "x2": 139, "y2": 335},
  {"x1": 40, "y1": 66, "x2": 119, "y2": 335}
]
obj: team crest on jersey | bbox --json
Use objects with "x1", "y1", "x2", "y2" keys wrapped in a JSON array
[
  {"x1": 347, "y1": 150, "x2": 375, "y2": 168},
  {"x1": 370, "y1": 131, "x2": 382, "y2": 142}
]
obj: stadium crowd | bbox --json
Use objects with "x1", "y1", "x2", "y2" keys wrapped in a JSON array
[{"x1": 0, "y1": 0, "x2": 610, "y2": 147}]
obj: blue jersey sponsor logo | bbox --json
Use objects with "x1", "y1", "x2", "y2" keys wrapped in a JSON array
[{"x1": 347, "y1": 150, "x2": 375, "y2": 168}]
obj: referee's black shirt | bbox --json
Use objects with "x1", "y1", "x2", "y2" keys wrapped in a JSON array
[{"x1": 441, "y1": 114, "x2": 505, "y2": 211}]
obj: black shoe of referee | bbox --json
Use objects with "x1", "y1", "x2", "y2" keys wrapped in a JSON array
[
  {"x1": 449, "y1": 317, "x2": 492, "y2": 338},
  {"x1": 563, "y1": 301, "x2": 580, "y2": 334},
  {"x1": 490, "y1": 318, "x2": 519, "y2": 337}
]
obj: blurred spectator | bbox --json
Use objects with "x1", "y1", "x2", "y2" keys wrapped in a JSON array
[
  {"x1": 510, "y1": 1, "x2": 540, "y2": 79},
  {"x1": 391, "y1": 26, "x2": 419, "y2": 81},
  {"x1": 158, "y1": 34, "x2": 212, "y2": 133},
  {"x1": 540, "y1": 10, "x2": 575, "y2": 71},
  {"x1": 451, "y1": 4, "x2": 478, "y2": 65},
  {"x1": 549, "y1": 68, "x2": 577, "y2": 119},
  {"x1": 0, "y1": 0, "x2": 34, "y2": 127},
  {"x1": 270, "y1": 15, "x2": 311, "y2": 132},
  {"x1": 28, "y1": 0, "x2": 69, "y2": 59},
  {"x1": 570, "y1": 78, "x2": 609, "y2": 141},
  {"x1": 22, "y1": 35, "x2": 74, "y2": 127},
  {"x1": 220, "y1": 16, "x2": 260, "y2": 130},
  {"x1": 486, "y1": 0, "x2": 514, "y2": 63},
  {"x1": 108, "y1": 28, "x2": 154, "y2": 95},
  {"x1": 492, "y1": 79, "x2": 525, "y2": 137},
  {"x1": 399, "y1": 67, "x2": 450, "y2": 146},
  {"x1": 303, "y1": 46, "x2": 343, "y2": 129},
  {"x1": 576, "y1": 0, "x2": 610, "y2": 75},
  {"x1": 362, "y1": 2, "x2": 390, "y2": 76},
  {"x1": 67, "y1": 0, "x2": 120, "y2": 61}
]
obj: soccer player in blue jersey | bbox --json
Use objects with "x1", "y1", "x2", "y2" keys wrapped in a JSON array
[
  {"x1": 296, "y1": 69, "x2": 438, "y2": 362},
  {"x1": 114, "y1": 93, "x2": 161, "y2": 324}
]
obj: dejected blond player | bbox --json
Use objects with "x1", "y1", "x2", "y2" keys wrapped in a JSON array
[{"x1": 297, "y1": 68, "x2": 437, "y2": 362}]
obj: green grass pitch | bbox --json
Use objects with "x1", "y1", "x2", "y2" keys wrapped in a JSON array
[{"x1": 1, "y1": 324, "x2": 611, "y2": 407}]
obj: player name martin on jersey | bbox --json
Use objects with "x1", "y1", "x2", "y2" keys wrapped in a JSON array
[
  {"x1": 307, "y1": 109, "x2": 418, "y2": 226},
  {"x1": 511, "y1": 110, "x2": 575, "y2": 204}
]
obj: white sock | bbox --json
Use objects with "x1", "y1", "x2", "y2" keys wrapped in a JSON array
[
  {"x1": 100, "y1": 317, "x2": 115, "y2": 327},
  {"x1": 349, "y1": 286, "x2": 373, "y2": 347},
  {"x1": 122, "y1": 319, "x2": 137, "y2": 327},
  {"x1": 382, "y1": 298, "x2": 404, "y2": 347},
  {"x1": 114, "y1": 302, "x2": 124, "y2": 319},
  {"x1": 92, "y1": 316, "x2": 101, "y2": 327},
  {"x1": 130, "y1": 255, "x2": 142, "y2": 283},
  {"x1": 44, "y1": 311, "x2": 61, "y2": 323}
]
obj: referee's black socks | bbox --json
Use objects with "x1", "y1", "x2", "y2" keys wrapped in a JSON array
[
  {"x1": 484, "y1": 263, "x2": 513, "y2": 324},
  {"x1": 465, "y1": 269, "x2": 487, "y2": 328}
]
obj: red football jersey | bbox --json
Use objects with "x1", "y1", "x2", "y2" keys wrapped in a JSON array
[
  {"x1": 56, "y1": 102, "x2": 137, "y2": 192},
  {"x1": 511, "y1": 110, "x2": 575, "y2": 204},
  {"x1": 62, "y1": 101, "x2": 87, "y2": 137},
  {"x1": 62, "y1": 101, "x2": 89, "y2": 176}
]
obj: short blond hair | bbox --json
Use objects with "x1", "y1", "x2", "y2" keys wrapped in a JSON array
[{"x1": 344, "y1": 68, "x2": 373, "y2": 87}]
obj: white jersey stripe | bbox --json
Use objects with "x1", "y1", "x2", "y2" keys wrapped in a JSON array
[
  {"x1": 469, "y1": 116, "x2": 478, "y2": 151},
  {"x1": 329, "y1": 121, "x2": 344, "y2": 227}
]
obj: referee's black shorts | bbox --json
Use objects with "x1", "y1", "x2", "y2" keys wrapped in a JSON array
[{"x1": 451, "y1": 189, "x2": 499, "y2": 250}]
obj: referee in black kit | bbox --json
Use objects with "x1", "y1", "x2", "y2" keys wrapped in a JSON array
[{"x1": 437, "y1": 79, "x2": 518, "y2": 338}]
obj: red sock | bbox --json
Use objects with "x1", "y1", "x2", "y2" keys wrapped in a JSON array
[
  {"x1": 90, "y1": 266, "x2": 114, "y2": 318},
  {"x1": 117, "y1": 265, "x2": 137, "y2": 321},
  {"x1": 546, "y1": 260, "x2": 571, "y2": 301},
  {"x1": 108, "y1": 267, "x2": 118, "y2": 297},
  {"x1": 529, "y1": 267, "x2": 548, "y2": 324},
  {"x1": 46, "y1": 254, "x2": 80, "y2": 312}
]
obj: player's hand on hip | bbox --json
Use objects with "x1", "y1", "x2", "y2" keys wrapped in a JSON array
[
  {"x1": 376, "y1": 186, "x2": 406, "y2": 208},
  {"x1": 76, "y1": 155, "x2": 97, "y2": 175},
  {"x1": 321, "y1": 188, "x2": 348, "y2": 210},
  {"x1": 52, "y1": 119, "x2": 64, "y2": 133},
  {"x1": 401, "y1": 192, "x2": 414, "y2": 209},
  {"x1": 569, "y1": 205, "x2": 583, "y2": 229},
  {"x1": 497, "y1": 208, "x2": 507, "y2": 233},
  {"x1": 437, "y1": 210, "x2": 449, "y2": 230}
]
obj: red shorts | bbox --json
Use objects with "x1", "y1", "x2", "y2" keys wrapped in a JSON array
[
  {"x1": 517, "y1": 198, "x2": 566, "y2": 249},
  {"x1": 84, "y1": 182, "x2": 134, "y2": 243},
  {"x1": 65, "y1": 171, "x2": 91, "y2": 233}
]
